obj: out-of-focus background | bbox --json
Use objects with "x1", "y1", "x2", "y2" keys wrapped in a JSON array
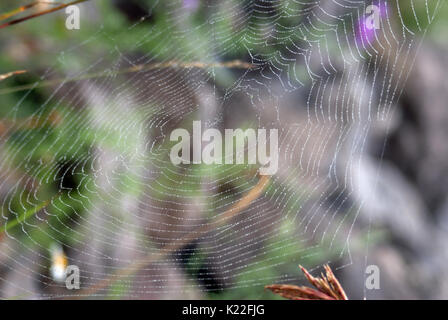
[{"x1": 0, "y1": 0, "x2": 447, "y2": 300}]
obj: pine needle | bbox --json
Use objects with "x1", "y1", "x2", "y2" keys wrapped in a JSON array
[
  {"x1": 0, "y1": 193, "x2": 62, "y2": 237},
  {"x1": 0, "y1": 70, "x2": 27, "y2": 82}
]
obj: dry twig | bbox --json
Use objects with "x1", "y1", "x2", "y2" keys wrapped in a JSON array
[
  {"x1": 0, "y1": 2, "x2": 61, "y2": 22},
  {"x1": 266, "y1": 264, "x2": 348, "y2": 300},
  {"x1": 77, "y1": 175, "x2": 270, "y2": 297},
  {"x1": 0, "y1": 70, "x2": 27, "y2": 82},
  {"x1": 0, "y1": 0, "x2": 90, "y2": 29}
]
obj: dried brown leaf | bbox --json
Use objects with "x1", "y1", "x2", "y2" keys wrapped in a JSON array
[
  {"x1": 266, "y1": 264, "x2": 348, "y2": 300},
  {"x1": 265, "y1": 284, "x2": 335, "y2": 300}
]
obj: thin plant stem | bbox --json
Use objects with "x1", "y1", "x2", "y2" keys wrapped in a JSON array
[
  {"x1": 76, "y1": 175, "x2": 270, "y2": 297},
  {"x1": 0, "y1": 0, "x2": 91, "y2": 29},
  {"x1": 0, "y1": 70, "x2": 27, "y2": 82},
  {"x1": 0, "y1": 60, "x2": 255, "y2": 96},
  {"x1": 0, "y1": 2, "x2": 62, "y2": 22}
]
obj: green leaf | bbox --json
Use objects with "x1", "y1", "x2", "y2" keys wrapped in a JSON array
[{"x1": 0, "y1": 197, "x2": 53, "y2": 236}]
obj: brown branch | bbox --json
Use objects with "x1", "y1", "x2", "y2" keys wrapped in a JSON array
[
  {"x1": 128, "y1": 60, "x2": 255, "y2": 71},
  {"x1": 0, "y1": 60, "x2": 255, "y2": 95},
  {"x1": 0, "y1": 0, "x2": 91, "y2": 29},
  {"x1": 76, "y1": 175, "x2": 270, "y2": 298}
]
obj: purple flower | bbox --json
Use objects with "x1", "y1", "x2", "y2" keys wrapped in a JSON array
[{"x1": 183, "y1": 0, "x2": 200, "y2": 12}]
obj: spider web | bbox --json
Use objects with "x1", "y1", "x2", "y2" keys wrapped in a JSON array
[{"x1": 0, "y1": 0, "x2": 443, "y2": 299}]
